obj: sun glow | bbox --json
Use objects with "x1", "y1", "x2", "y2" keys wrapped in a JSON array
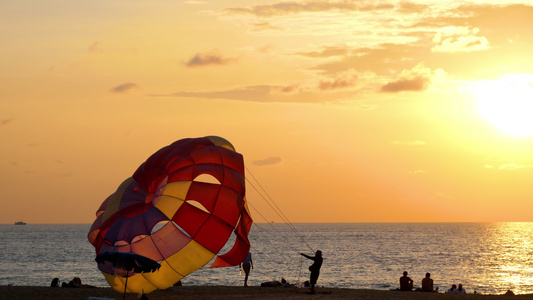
[{"x1": 470, "y1": 74, "x2": 533, "y2": 138}]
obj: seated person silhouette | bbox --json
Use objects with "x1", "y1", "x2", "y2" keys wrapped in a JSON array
[
  {"x1": 421, "y1": 272, "x2": 434, "y2": 292},
  {"x1": 399, "y1": 271, "x2": 413, "y2": 291}
]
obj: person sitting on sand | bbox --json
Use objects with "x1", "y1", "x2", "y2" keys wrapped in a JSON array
[
  {"x1": 63, "y1": 276, "x2": 96, "y2": 288},
  {"x1": 399, "y1": 271, "x2": 413, "y2": 291},
  {"x1": 65, "y1": 280, "x2": 77, "y2": 288},
  {"x1": 72, "y1": 277, "x2": 82, "y2": 287},
  {"x1": 421, "y1": 272, "x2": 434, "y2": 292},
  {"x1": 50, "y1": 278, "x2": 59, "y2": 287},
  {"x1": 446, "y1": 284, "x2": 457, "y2": 293},
  {"x1": 457, "y1": 284, "x2": 466, "y2": 294},
  {"x1": 301, "y1": 250, "x2": 323, "y2": 294}
]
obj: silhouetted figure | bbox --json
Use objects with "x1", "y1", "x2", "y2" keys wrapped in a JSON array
[
  {"x1": 239, "y1": 252, "x2": 254, "y2": 287},
  {"x1": 301, "y1": 250, "x2": 323, "y2": 294},
  {"x1": 399, "y1": 271, "x2": 413, "y2": 291},
  {"x1": 72, "y1": 277, "x2": 82, "y2": 287},
  {"x1": 447, "y1": 284, "x2": 458, "y2": 293},
  {"x1": 457, "y1": 284, "x2": 466, "y2": 294},
  {"x1": 261, "y1": 279, "x2": 282, "y2": 287},
  {"x1": 50, "y1": 278, "x2": 59, "y2": 287},
  {"x1": 421, "y1": 272, "x2": 434, "y2": 292}
]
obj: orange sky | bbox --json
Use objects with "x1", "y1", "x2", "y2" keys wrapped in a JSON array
[{"x1": 1, "y1": 0, "x2": 533, "y2": 223}]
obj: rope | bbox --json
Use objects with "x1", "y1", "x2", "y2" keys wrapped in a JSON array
[
  {"x1": 244, "y1": 165, "x2": 317, "y2": 284},
  {"x1": 245, "y1": 203, "x2": 303, "y2": 283},
  {"x1": 245, "y1": 166, "x2": 314, "y2": 252}
]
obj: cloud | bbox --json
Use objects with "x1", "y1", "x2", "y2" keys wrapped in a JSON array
[
  {"x1": 185, "y1": 51, "x2": 236, "y2": 67},
  {"x1": 109, "y1": 83, "x2": 139, "y2": 93},
  {"x1": 88, "y1": 42, "x2": 100, "y2": 53},
  {"x1": 381, "y1": 77, "x2": 429, "y2": 93},
  {"x1": 157, "y1": 83, "x2": 358, "y2": 103},
  {"x1": 408, "y1": 169, "x2": 429, "y2": 174},
  {"x1": 397, "y1": 1, "x2": 429, "y2": 13},
  {"x1": 432, "y1": 26, "x2": 490, "y2": 53},
  {"x1": 164, "y1": 85, "x2": 296, "y2": 102},
  {"x1": 319, "y1": 77, "x2": 354, "y2": 90},
  {"x1": 295, "y1": 45, "x2": 349, "y2": 58},
  {"x1": 380, "y1": 63, "x2": 434, "y2": 93},
  {"x1": 250, "y1": 21, "x2": 280, "y2": 31},
  {"x1": 392, "y1": 140, "x2": 427, "y2": 146},
  {"x1": 253, "y1": 157, "x2": 282, "y2": 166},
  {"x1": 220, "y1": 1, "x2": 394, "y2": 18},
  {"x1": 316, "y1": 69, "x2": 378, "y2": 93},
  {"x1": 1, "y1": 119, "x2": 13, "y2": 126},
  {"x1": 317, "y1": 69, "x2": 372, "y2": 91},
  {"x1": 312, "y1": 43, "x2": 427, "y2": 77},
  {"x1": 485, "y1": 163, "x2": 533, "y2": 170}
]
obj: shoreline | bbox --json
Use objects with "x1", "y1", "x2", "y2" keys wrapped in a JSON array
[{"x1": 1, "y1": 286, "x2": 532, "y2": 300}]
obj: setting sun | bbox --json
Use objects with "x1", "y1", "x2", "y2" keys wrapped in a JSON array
[
  {"x1": 2, "y1": 0, "x2": 533, "y2": 225},
  {"x1": 471, "y1": 74, "x2": 533, "y2": 138}
]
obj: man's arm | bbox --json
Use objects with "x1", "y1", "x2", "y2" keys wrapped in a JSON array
[{"x1": 300, "y1": 253, "x2": 313, "y2": 260}]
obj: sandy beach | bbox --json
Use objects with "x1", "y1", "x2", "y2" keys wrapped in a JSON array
[{"x1": 1, "y1": 286, "x2": 533, "y2": 300}]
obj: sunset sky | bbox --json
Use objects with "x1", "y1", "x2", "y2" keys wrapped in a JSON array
[{"x1": 1, "y1": 0, "x2": 533, "y2": 224}]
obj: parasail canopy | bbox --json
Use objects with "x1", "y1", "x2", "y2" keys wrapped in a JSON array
[{"x1": 88, "y1": 136, "x2": 253, "y2": 294}]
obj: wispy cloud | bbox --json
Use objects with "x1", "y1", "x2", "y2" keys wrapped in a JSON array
[
  {"x1": 432, "y1": 26, "x2": 490, "y2": 53},
  {"x1": 317, "y1": 69, "x2": 377, "y2": 92},
  {"x1": 185, "y1": 51, "x2": 237, "y2": 67},
  {"x1": 485, "y1": 163, "x2": 533, "y2": 170},
  {"x1": 312, "y1": 43, "x2": 426, "y2": 77},
  {"x1": 88, "y1": 42, "x2": 101, "y2": 53},
  {"x1": 250, "y1": 21, "x2": 280, "y2": 31},
  {"x1": 253, "y1": 157, "x2": 282, "y2": 166},
  {"x1": 409, "y1": 169, "x2": 429, "y2": 174},
  {"x1": 397, "y1": 1, "x2": 429, "y2": 13},
  {"x1": 220, "y1": 1, "x2": 394, "y2": 18},
  {"x1": 163, "y1": 85, "x2": 295, "y2": 102},
  {"x1": 295, "y1": 45, "x2": 349, "y2": 58},
  {"x1": 381, "y1": 77, "x2": 429, "y2": 93},
  {"x1": 318, "y1": 69, "x2": 359, "y2": 91},
  {"x1": 381, "y1": 63, "x2": 435, "y2": 93},
  {"x1": 158, "y1": 83, "x2": 359, "y2": 103},
  {"x1": 1, "y1": 119, "x2": 13, "y2": 126},
  {"x1": 109, "y1": 83, "x2": 139, "y2": 93}
]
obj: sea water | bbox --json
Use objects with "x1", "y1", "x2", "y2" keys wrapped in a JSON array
[{"x1": 1, "y1": 223, "x2": 533, "y2": 295}]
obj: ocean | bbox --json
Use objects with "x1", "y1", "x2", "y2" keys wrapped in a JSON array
[{"x1": 1, "y1": 223, "x2": 533, "y2": 295}]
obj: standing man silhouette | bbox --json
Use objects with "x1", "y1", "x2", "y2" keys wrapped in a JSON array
[{"x1": 301, "y1": 250, "x2": 323, "y2": 294}]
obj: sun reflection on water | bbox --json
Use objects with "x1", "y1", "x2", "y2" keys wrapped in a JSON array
[{"x1": 477, "y1": 223, "x2": 533, "y2": 294}]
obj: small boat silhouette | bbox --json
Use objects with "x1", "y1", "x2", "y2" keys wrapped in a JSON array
[{"x1": 14, "y1": 221, "x2": 26, "y2": 225}]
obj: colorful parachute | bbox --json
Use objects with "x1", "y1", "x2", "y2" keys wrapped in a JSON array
[{"x1": 88, "y1": 136, "x2": 253, "y2": 294}]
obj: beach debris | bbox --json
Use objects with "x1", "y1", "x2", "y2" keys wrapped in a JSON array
[{"x1": 88, "y1": 136, "x2": 253, "y2": 295}]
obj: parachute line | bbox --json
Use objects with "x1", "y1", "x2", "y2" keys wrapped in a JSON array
[
  {"x1": 245, "y1": 166, "x2": 314, "y2": 252},
  {"x1": 243, "y1": 166, "x2": 317, "y2": 284}
]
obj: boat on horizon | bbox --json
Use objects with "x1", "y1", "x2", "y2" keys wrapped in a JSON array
[{"x1": 14, "y1": 221, "x2": 26, "y2": 225}]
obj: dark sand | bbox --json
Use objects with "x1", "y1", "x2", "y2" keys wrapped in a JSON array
[{"x1": 1, "y1": 286, "x2": 532, "y2": 300}]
